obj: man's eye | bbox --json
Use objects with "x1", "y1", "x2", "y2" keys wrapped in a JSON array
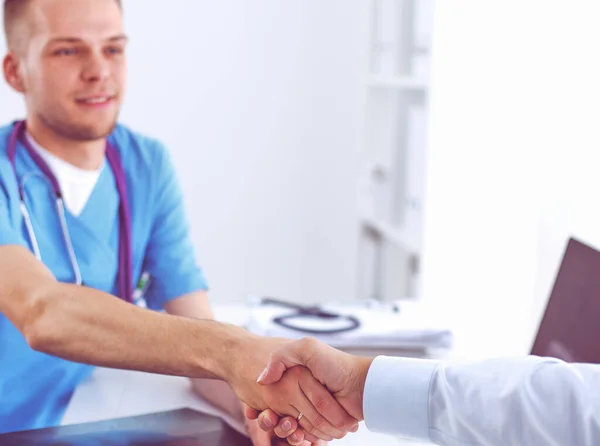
[
  {"x1": 106, "y1": 47, "x2": 124, "y2": 55},
  {"x1": 55, "y1": 48, "x2": 78, "y2": 56}
]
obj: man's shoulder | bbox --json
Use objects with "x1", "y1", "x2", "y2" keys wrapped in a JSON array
[
  {"x1": 108, "y1": 123, "x2": 176, "y2": 181},
  {"x1": 0, "y1": 123, "x2": 17, "y2": 176},
  {"x1": 0, "y1": 122, "x2": 13, "y2": 136},
  {"x1": 109, "y1": 122, "x2": 170, "y2": 160},
  {"x1": 0, "y1": 122, "x2": 15, "y2": 156}
]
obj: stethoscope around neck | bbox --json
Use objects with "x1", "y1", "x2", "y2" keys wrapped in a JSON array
[{"x1": 7, "y1": 120, "x2": 134, "y2": 303}]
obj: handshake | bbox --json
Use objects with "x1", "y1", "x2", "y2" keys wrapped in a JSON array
[{"x1": 225, "y1": 335, "x2": 374, "y2": 446}]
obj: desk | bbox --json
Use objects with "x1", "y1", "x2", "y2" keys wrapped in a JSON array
[
  {"x1": 62, "y1": 304, "x2": 435, "y2": 445},
  {"x1": 62, "y1": 368, "x2": 423, "y2": 445}
]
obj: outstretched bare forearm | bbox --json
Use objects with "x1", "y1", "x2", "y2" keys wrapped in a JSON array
[
  {"x1": 0, "y1": 245, "x2": 246, "y2": 380},
  {"x1": 1, "y1": 246, "x2": 358, "y2": 443},
  {"x1": 34, "y1": 283, "x2": 246, "y2": 378}
]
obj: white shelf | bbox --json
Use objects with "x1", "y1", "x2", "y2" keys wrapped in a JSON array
[
  {"x1": 367, "y1": 75, "x2": 428, "y2": 90},
  {"x1": 358, "y1": 0, "x2": 434, "y2": 302},
  {"x1": 361, "y1": 214, "x2": 420, "y2": 255}
]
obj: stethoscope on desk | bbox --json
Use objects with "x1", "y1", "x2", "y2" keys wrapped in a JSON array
[
  {"x1": 7, "y1": 120, "x2": 134, "y2": 303},
  {"x1": 258, "y1": 297, "x2": 361, "y2": 334}
]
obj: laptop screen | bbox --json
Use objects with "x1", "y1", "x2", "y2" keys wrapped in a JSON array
[{"x1": 530, "y1": 238, "x2": 600, "y2": 363}]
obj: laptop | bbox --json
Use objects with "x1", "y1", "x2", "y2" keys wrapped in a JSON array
[
  {"x1": 530, "y1": 237, "x2": 600, "y2": 363},
  {"x1": 0, "y1": 408, "x2": 252, "y2": 445}
]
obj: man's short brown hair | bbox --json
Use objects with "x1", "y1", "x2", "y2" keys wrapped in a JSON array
[{"x1": 3, "y1": 0, "x2": 123, "y2": 51}]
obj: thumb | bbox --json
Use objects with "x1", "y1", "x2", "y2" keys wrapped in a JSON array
[
  {"x1": 256, "y1": 342, "x2": 308, "y2": 385},
  {"x1": 256, "y1": 353, "x2": 289, "y2": 385}
]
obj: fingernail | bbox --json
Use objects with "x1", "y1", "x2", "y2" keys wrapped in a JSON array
[
  {"x1": 262, "y1": 417, "x2": 273, "y2": 428},
  {"x1": 282, "y1": 420, "x2": 292, "y2": 431},
  {"x1": 256, "y1": 368, "x2": 268, "y2": 383},
  {"x1": 290, "y1": 432, "x2": 300, "y2": 442},
  {"x1": 350, "y1": 424, "x2": 359, "y2": 432}
]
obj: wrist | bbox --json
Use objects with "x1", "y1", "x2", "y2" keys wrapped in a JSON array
[
  {"x1": 192, "y1": 321, "x2": 253, "y2": 382},
  {"x1": 224, "y1": 328, "x2": 259, "y2": 384},
  {"x1": 218, "y1": 328, "x2": 270, "y2": 385},
  {"x1": 351, "y1": 356, "x2": 374, "y2": 420}
]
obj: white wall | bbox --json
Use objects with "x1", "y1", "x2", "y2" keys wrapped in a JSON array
[
  {"x1": 0, "y1": 1, "x2": 367, "y2": 304},
  {"x1": 422, "y1": 1, "x2": 600, "y2": 358}
]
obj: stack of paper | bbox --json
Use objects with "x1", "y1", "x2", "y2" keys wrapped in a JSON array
[{"x1": 246, "y1": 301, "x2": 453, "y2": 351}]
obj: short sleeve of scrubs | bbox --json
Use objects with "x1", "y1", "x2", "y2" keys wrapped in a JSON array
[
  {"x1": 142, "y1": 144, "x2": 209, "y2": 310},
  {"x1": 0, "y1": 186, "x2": 27, "y2": 248}
]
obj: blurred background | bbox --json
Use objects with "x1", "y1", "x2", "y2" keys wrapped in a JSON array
[{"x1": 3, "y1": 0, "x2": 600, "y2": 358}]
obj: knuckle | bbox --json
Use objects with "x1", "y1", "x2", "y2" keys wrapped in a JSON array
[
  {"x1": 307, "y1": 336, "x2": 319, "y2": 346},
  {"x1": 312, "y1": 414, "x2": 327, "y2": 431},
  {"x1": 333, "y1": 418, "x2": 347, "y2": 430},
  {"x1": 337, "y1": 415, "x2": 355, "y2": 430},
  {"x1": 303, "y1": 432, "x2": 320, "y2": 443},
  {"x1": 301, "y1": 336, "x2": 318, "y2": 349},
  {"x1": 314, "y1": 397, "x2": 331, "y2": 413},
  {"x1": 303, "y1": 422, "x2": 318, "y2": 436},
  {"x1": 332, "y1": 429, "x2": 346, "y2": 440}
]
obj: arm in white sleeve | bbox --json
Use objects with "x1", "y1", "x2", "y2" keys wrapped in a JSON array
[{"x1": 363, "y1": 355, "x2": 600, "y2": 446}]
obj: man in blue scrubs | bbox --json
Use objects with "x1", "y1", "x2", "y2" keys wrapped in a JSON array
[{"x1": 0, "y1": 0, "x2": 355, "y2": 444}]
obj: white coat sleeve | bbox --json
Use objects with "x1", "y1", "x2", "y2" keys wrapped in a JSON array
[{"x1": 363, "y1": 355, "x2": 600, "y2": 446}]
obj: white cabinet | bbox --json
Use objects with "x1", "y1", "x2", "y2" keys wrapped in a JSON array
[{"x1": 358, "y1": 0, "x2": 435, "y2": 302}]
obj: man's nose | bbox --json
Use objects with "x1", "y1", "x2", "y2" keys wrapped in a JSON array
[{"x1": 81, "y1": 51, "x2": 110, "y2": 82}]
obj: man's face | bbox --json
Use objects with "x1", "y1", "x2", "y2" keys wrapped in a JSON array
[{"x1": 10, "y1": 0, "x2": 127, "y2": 141}]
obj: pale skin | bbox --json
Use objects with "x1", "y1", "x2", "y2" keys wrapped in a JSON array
[
  {"x1": 164, "y1": 293, "x2": 291, "y2": 444},
  {"x1": 0, "y1": 0, "x2": 356, "y2": 444},
  {"x1": 247, "y1": 338, "x2": 374, "y2": 445}
]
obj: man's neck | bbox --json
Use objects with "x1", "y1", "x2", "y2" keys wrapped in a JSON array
[{"x1": 25, "y1": 120, "x2": 106, "y2": 171}]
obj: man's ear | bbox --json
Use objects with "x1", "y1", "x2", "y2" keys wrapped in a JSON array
[{"x1": 3, "y1": 53, "x2": 26, "y2": 93}]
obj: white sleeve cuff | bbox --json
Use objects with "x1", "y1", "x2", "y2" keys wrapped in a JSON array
[{"x1": 363, "y1": 355, "x2": 439, "y2": 441}]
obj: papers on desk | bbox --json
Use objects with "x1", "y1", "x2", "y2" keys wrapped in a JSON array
[{"x1": 246, "y1": 300, "x2": 453, "y2": 351}]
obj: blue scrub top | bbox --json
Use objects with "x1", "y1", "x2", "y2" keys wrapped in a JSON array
[{"x1": 0, "y1": 122, "x2": 209, "y2": 434}]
